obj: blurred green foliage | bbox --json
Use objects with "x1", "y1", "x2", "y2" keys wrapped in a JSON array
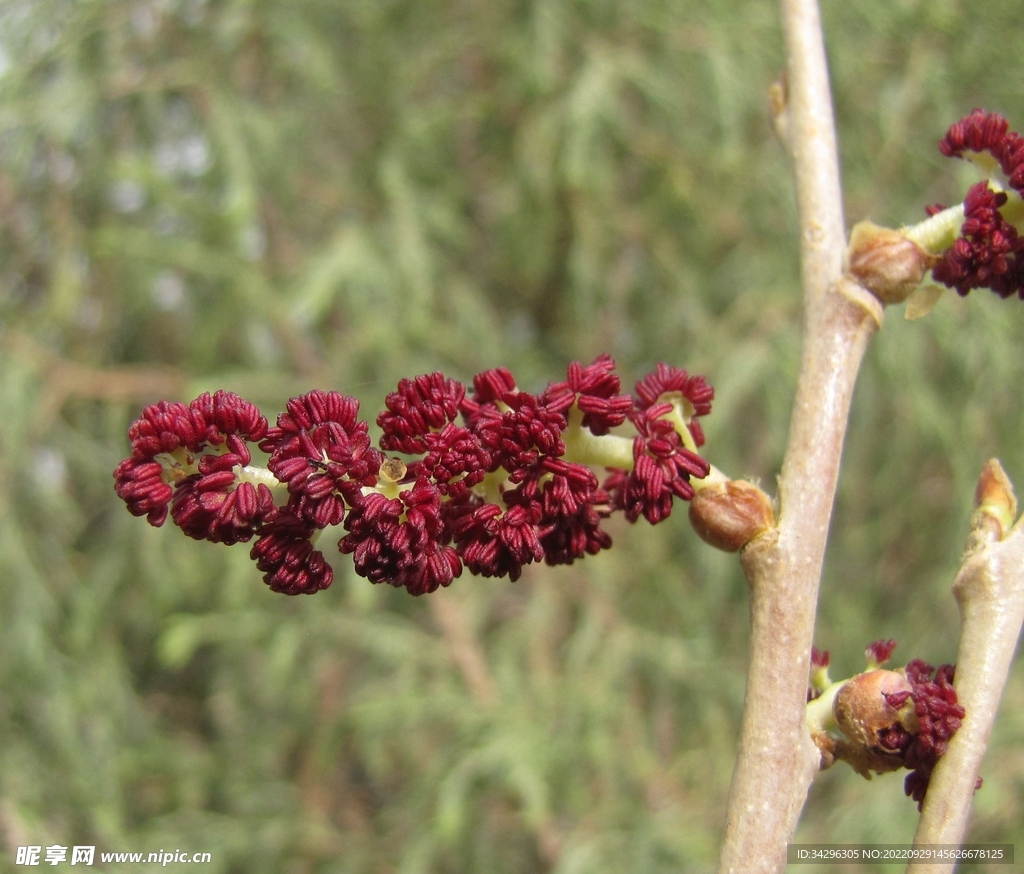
[{"x1": 1, "y1": 0, "x2": 1022, "y2": 871}]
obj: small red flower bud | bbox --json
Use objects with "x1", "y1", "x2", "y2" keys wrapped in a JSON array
[{"x1": 865, "y1": 639, "x2": 897, "y2": 668}]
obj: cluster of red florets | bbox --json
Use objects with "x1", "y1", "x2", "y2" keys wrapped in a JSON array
[
  {"x1": 852, "y1": 641, "x2": 966, "y2": 810},
  {"x1": 881, "y1": 659, "x2": 968, "y2": 810},
  {"x1": 114, "y1": 356, "x2": 713, "y2": 596},
  {"x1": 810, "y1": 640, "x2": 968, "y2": 810},
  {"x1": 930, "y1": 109, "x2": 1024, "y2": 298}
]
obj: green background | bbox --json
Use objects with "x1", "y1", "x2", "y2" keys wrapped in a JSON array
[{"x1": 1, "y1": 0, "x2": 1022, "y2": 871}]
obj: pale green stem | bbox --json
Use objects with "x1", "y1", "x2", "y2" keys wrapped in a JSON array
[
  {"x1": 560, "y1": 409, "x2": 635, "y2": 469},
  {"x1": 902, "y1": 184, "x2": 1024, "y2": 254},
  {"x1": 902, "y1": 204, "x2": 964, "y2": 253},
  {"x1": 805, "y1": 680, "x2": 844, "y2": 733}
]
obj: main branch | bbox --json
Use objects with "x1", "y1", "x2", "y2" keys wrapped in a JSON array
[{"x1": 717, "y1": 1, "x2": 883, "y2": 871}]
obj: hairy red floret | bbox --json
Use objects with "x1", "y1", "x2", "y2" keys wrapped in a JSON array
[
  {"x1": 338, "y1": 478, "x2": 461, "y2": 595},
  {"x1": 634, "y1": 364, "x2": 714, "y2": 446},
  {"x1": 251, "y1": 513, "x2": 334, "y2": 595},
  {"x1": 262, "y1": 390, "x2": 382, "y2": 528},
  {"x1": 115, "y1": 392, "x2": 271, "y2": 535},
  {"x1": 866, "y1": 638, "x2": 897, "y2": 666},
  {"x1": 939, "y1": 109, "x2": 1024, "y2": 191},
  {"x1": 189, "y1": 390, "x2": 269, "y2": 455},
  {"x1": 447, "y1": 496, "x2": 545, "y2": 581},
  {"x1": 410, "y1": 422, "x2": 492, "y2": 499},
  {"x1": 172, "y1": 472, "x2": 278, "y2": 544},
  {"x1": 608, "y1": 406, "x2": 710, "y2": 523},
  {"x1": 113, "y1": 458, "x2": 176, "y2": 526},
  {"x1": 542, "y1": 354, "x2": 633, "y2": 435},
  {"x1": 501, "y1": 457, "x2": 613, "y2": 565},
  {"x1": 126, "y1": 399, "x2": 204, "y2": 459},
  {"x1": 901, "y1": 660, "x2": 966, "y2": 810},
  {"x1": 459, "y1": 366, "x2": 518, "y2": 428},
  {"x1": 378, "y1": 372, "x2": 466, "y2": 454},
  {"x1": 931, "y1": 181, "x2": 1024, "y2": 298},
  {"x1": 474, "y1": 391, "x2": 567, "y2": 481}
]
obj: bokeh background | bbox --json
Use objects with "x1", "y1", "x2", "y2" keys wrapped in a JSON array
[{"x1": 2, "y1": 0, "x2": 1023, "y2": 871}]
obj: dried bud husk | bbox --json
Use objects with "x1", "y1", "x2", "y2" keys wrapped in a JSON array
[
  {"x1": 688, "y1": 479, "x2": 775, "y2": 552},
  {"x1": 848, "y1": 221, "x2": 937, "y2": 305},
  {"x1": 380, "y1": 457, "x2": 408, "y2": 483}
]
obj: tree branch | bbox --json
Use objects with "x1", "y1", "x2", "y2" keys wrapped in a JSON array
[
  {"x1": 717, "y1": 1, "x2": 883, "y2": 870},
  {"x1": 908, "y1": 463, "x2": 1024, "y2": 874},
  {"x1": 780, "y1": 0, "x2": 846, "y2": 309},
  {"x1": 718, "y1": 281, "x2": 881, "y2": 874}
]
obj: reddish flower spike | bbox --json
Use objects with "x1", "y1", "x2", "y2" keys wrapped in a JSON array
[
  {"x1": 932, "y1": 111, "x2": 1024, "y2": 299},
  {"x1": 116, "y1": 357, "x2": 714, "y2": 593}
]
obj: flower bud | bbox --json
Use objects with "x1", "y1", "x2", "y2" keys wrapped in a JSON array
[
  {"x1": 847, "y1": 221, "x2": 937, "y2": 304},
  {"x1": 688, "y1": 479, "x2": 774, "y2": 552},
  {"x1": 972, "y1": 458, "x2": 1018, "y2": 539}
]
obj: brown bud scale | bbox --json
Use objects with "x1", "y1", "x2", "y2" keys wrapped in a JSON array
[
  {"x1": 848, "y1": 221, "x2": 938, "y2": 305},
  {"x1": 688, "y1": 479, "x2": 775, "y2": 552}
]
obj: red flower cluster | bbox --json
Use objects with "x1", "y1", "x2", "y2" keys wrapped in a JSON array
[
  {"x1": 815, "y1": 640, "x2": 969, "y2": 810},
  {"x1": 114, "y1": 356, "x2": 713, "y2": 596},
  {"x1": 931, "y1": 110, "x2": 1024, "y2": 298},
  {"x1": 884, "y1": 660, "x2": 967, "y2": 810},
  {"x1": 853, "y1": 641, "x2": 966, "y2": 810}
]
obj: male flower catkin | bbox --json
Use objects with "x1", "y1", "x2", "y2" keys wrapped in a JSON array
[
  {"x1": 807, "y1": 640, "x2": 968, "y2": 810},
  {"x1": 847, "y1": 110, "x2": 1024, "y2": 309},
  {"x1": 114, "y1": 356, "x2": 714, "y2": 596}
]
